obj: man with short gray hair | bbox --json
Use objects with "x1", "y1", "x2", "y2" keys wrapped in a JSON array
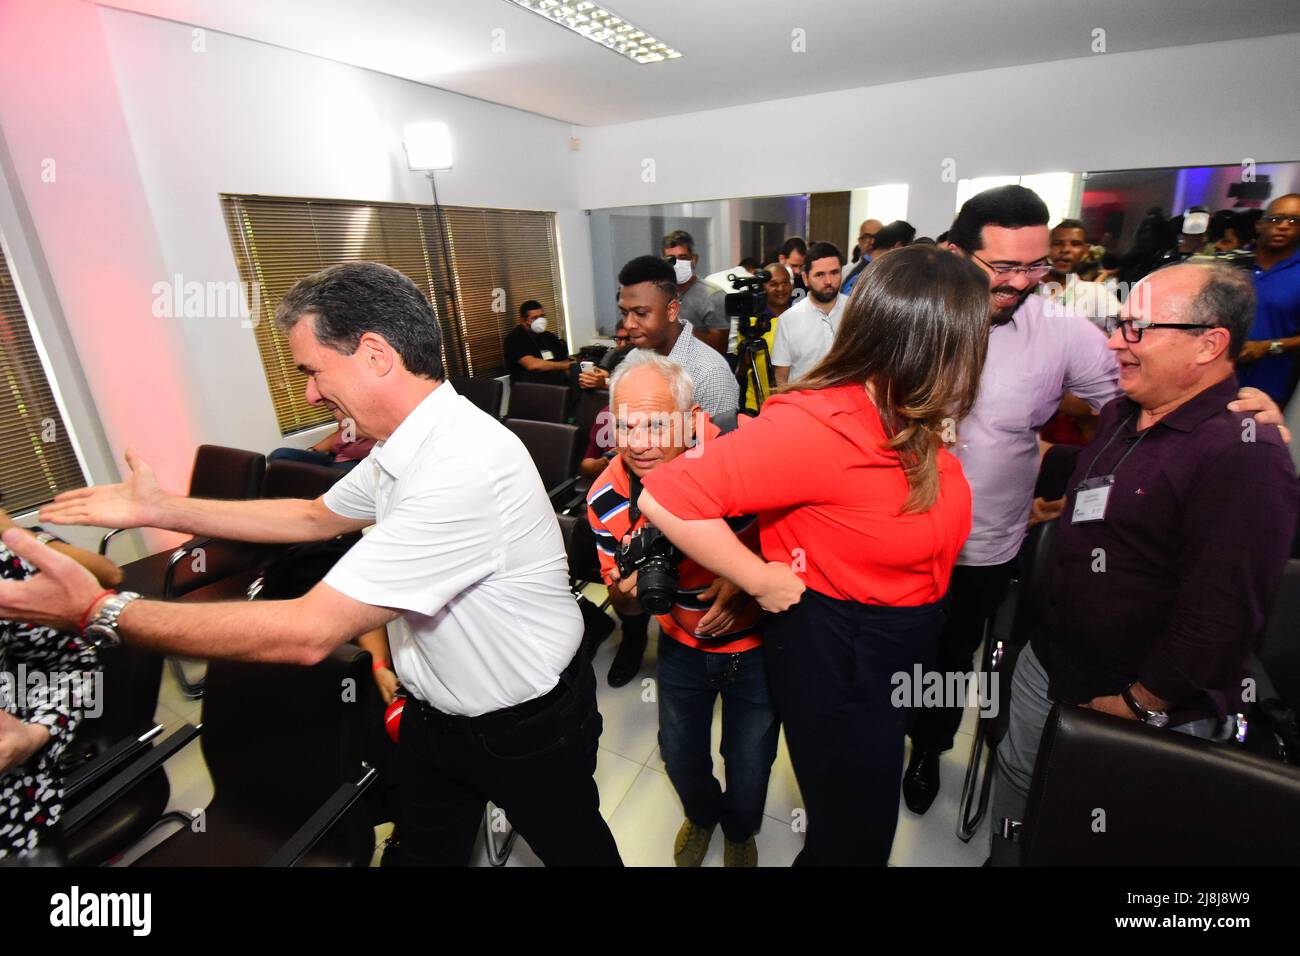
[
  {"x1": 992, "y1": 262, "x2": 1300, "y2": 862},
  {"x1": 588, "y1": 350, "x2": 774, "y2": 865}
]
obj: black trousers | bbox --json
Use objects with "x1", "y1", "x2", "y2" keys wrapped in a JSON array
[
  {"x1": 764, "y1": 588, "x2": 947, "y2": 866},
  {"x1": 908, "y1": 560, "x2": 1016, "y2": 753},
  {"x1": 394, "y1": 654, "x2": 622, "y2": 866}
]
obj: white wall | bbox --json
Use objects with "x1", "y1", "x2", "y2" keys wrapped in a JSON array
[
  {"x1": 0, "y1": 0, "x2": 597, "y2": 525},
  {"x1": 574, "y1": 32, "x2": 1300, "y2": 236}
]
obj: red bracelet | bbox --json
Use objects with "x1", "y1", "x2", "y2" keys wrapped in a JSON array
[
  {"x1": 78, "y1": 589, "x2": 117, "y2": 631},
  {"x1": 372, "y1": 659, "x2": 390, "y2": 674}
]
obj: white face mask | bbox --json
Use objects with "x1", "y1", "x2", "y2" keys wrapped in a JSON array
[
  {"x1": 529, "y1": 317, "x2": 548, "y2": 334},
  {"x1": 672, "y1": 258, "x2": 693, "y2": 284}
]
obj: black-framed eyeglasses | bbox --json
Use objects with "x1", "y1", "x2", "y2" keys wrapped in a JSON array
[
  {"x1": 1262, "y1": 215, "x2": 1300, "y2": 227},
  {"x1": 1104, "y1": 316, "x2": 1218, "y2": 343},
  {"x1": 970, "y1": 252, "x2": 1053, "y2": 279}
]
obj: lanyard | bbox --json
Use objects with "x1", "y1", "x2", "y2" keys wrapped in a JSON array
[{"x1": 1079, "y1": 412, "x2": 1151, "y2": 485}]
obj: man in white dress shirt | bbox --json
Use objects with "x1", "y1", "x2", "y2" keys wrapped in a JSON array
[
  {"x1": 3, "y1": 262, "x2": 622, "y2": 867},
  {"x1": 770, "y1": 241, "x2": 848, "y2": 385}
]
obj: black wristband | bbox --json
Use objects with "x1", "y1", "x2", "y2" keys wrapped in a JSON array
[{"x1": 1120, "y1": 683, "x2": 1150, "y2": 720}]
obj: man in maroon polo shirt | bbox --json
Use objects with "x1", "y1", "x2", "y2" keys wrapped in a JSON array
[{"x1": 992, "y1": 262, "x2": 1300, "y2": 861}]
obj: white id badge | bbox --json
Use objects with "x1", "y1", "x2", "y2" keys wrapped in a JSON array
[
  {"x1": 540, "y1": 349, "x2": 555, "y2": 360},
  {"x1": 1071, "y1": 476, "x2": 1114, "y2": 523}
]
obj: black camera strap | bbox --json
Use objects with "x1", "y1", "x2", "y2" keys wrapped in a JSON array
[{"x1": 626, "y1": 471, "x2": 645, "y2": 526}]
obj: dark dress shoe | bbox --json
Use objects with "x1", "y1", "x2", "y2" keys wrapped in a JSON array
[
  {"x1": 903, "y1": 748, "x2": 941, "y2": 815},
  {"x1": 607, "y1": 630, "x2": 648, "y2": 687}
]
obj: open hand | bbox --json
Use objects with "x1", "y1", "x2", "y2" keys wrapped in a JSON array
[{"x1": 40, "y1": 448, "x2": 167, "y2": 529}]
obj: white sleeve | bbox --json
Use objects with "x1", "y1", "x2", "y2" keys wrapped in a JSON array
[
  {"x1": 323, "y1": 455, "x2": 502, "y2": 618},
  {"x1": 1063, "y1": 314, "x2": 1122, "y2": 410},
  {"x1": 322, "y1": 456, "x2": 380, "y2": 521},
  {"x1": 770, "y1": 313, "x2": 795, "y2": 367}
]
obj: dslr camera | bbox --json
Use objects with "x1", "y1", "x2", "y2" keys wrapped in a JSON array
[
  {"x1": 615, "y1": 525, "x2": 680, "y2": 615},
  {"x1": 725, "y1": 270, "x2": 771, "y2": 340}
]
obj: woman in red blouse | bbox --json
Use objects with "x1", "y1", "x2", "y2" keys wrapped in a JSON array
[{"x1": 640, "y1": 244, "x2": 990, "y2": 865}]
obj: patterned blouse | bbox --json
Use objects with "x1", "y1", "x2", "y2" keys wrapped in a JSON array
[{"x1": 0, "y1": 542, "x2": 98, "y2": 860}]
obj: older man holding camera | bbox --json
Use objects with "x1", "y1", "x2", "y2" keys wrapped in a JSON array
[
  {"x1": 587, "y1": 350, "x2": 776, "y2": 867},
  {"x1": 992, "y1": 262, "x2": 1300, "y2": 862}
]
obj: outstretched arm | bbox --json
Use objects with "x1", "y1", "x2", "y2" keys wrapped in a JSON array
[
  {"x1": 0, "y1": 529, "x2": 397, "y2": 665},
  {"x1": 40, "y1": 449, "x2": 369, "y2": 544}
]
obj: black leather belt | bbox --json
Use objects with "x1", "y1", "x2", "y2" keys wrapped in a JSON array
[{"x1": 407, "y1": 650, "x2": 588, "y2": 736}]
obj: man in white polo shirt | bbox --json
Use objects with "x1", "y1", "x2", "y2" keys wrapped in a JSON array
[
  {"x1": 5, "y1": 262, "x2": 622, "y2": 867},
  {"x1": 770, "y1": 241, "x2": 848, "y2": 385}
]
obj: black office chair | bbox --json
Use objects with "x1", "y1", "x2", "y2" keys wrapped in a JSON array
[
  {"x1": 451, "y1": 375, "x2": 505, "y2": 420},
  {"x1": 58, "y1": 642, "x2": 186, "y2": 866},
  {"x1": 1020, "y1": 702, "x2": 1300, "y2": 865},
  {"x1": 132, "y1": 644, "x2": 377, "y2": 866},
  {"x1": 97, "y1": 446, "x2": 266, "y2": 699},
  {"x1": 506, "y1": 382, "x2": 570, "y2": 424},
  {"x1": 1257, "y1": 558, "x2": 1300, "y2": 711},
  {"x1": 572, "y1": 388, "x2": 609, "y2": 445},
  {"x1": 100, "y1": 444, "x2": 266, "y2": 566},
  {"x1": 506, "y1": 419, "x2": 584, "y2": 513}
]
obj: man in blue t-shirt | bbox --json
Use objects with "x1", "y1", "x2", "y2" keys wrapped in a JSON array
[{"x1": 1236, "y1": 194, "x2": 1300, "y2": 404}]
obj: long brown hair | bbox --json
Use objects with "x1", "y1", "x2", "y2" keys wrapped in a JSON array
[{"x1": 785, "y1": 244, "x2": 989, "y2": 513}]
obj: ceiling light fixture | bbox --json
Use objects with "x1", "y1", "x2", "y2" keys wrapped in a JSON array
[{"x1": 503, "y1": 0, "x2": 682, "y2": 64}]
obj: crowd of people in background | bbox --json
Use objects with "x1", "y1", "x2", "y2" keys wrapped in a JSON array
[
  {"x1": 4, "y1": 180, "x2": 1299, "y2": 868},
  {"x1": 571, "y1": 182, "x2": 1300, "y2": 866}
]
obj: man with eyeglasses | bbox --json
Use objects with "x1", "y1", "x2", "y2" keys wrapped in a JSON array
[
  {"x1": 843, "y1": 220, "x2": 916, "y2": 296},
  {"x1": 903, "y1": 186, "x2": 1286, "y2": 816},
  {"x1": 991, "y1": 263, "x2": 1300, "y2": 863},
  {"x1": 578, "y1": 318, "x2": 633, "y2": 392},
  {"x1": 840, "y1": 219, "x2": 882, "y2": 292},
  {"x1": 1235, "y1": 194, "x2": 1300, "y2": 404}
]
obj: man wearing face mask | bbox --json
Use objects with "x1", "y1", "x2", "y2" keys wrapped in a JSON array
[
  {"x1": 663, "y1": 230, "x2": 729, "y2": 356},
  {"x1": 504, "y1": 299, "x2": 573, "y2": 386}
]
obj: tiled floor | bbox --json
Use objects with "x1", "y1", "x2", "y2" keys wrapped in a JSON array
[{"x1": 118, "y1": 594, "x2": 993, "y2": 867}]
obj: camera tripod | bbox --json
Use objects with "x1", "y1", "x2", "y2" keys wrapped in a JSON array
[{"x1": 735, "y1": 328, "x2": 776, "y2": 412}]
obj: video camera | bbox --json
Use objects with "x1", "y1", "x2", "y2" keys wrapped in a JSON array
[
  {"x1": 724, "y1": 270, "x2": 772, "y2": 340},
  {"x1": 615, "y1": 525, "x2": 680, "y2": 615}
]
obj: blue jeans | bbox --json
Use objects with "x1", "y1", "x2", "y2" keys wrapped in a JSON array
[{"x1": 657, "y1": 635, "x2": 779, "y2": 842}]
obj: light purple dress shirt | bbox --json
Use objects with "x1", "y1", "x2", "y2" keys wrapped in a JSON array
[{"x1": 952, "y1": 293, "x2": 1120, "y2": 566}]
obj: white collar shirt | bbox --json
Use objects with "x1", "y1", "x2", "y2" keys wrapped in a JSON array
[
  {"x1": 323, "y1": 381, "x2": 581, "y2": 716},
  {"x1": 770, "y1": 293, "x2": 849, "y2": 381}
]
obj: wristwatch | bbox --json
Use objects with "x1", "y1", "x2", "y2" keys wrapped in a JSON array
[
  {"x1": 33, "y1": 531, "x2": 57, "y2": 545},
  {"x1": 1121, "y1": 683, "x2": 1170, "y2": 728},
  {"x1": 1268, "y1": 340, "x2": 1285, "y2": 356},
  {"x1": 82, "y1": 591, "x2": 141, "y2": 650}
]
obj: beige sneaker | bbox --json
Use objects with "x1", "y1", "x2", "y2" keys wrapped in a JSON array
[
  {"x1": 724, "y1": 835, "x2": 757, "y2": 868},
  {"x1": 673, "y1": 819, "x2": 715, "y2": 867}
]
